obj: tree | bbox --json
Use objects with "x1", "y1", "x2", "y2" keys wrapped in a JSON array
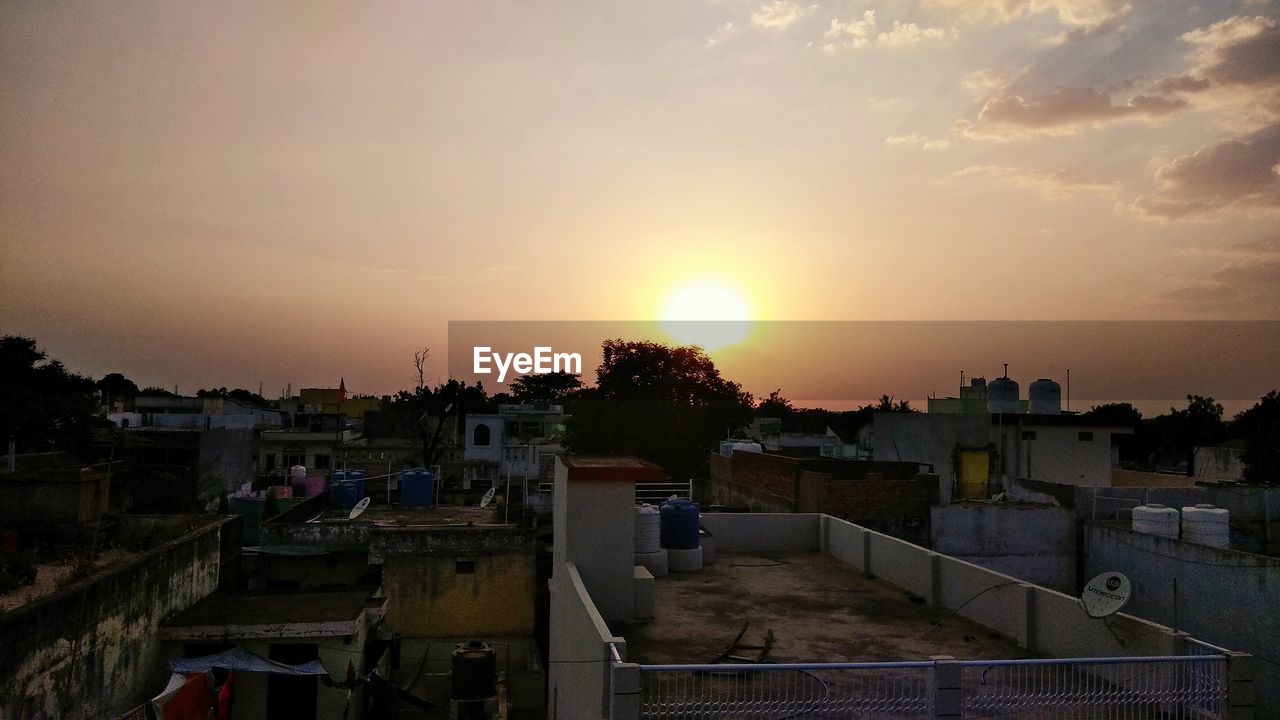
[
  {"x1": 508, "y1": 371, "x2": 584, "y2": 406},
  {"x1": 1235, "y1": 390, "x2": 1280, "y2": 486},
  {"x1": 197, "y1": 386, "x2": 269, "y2": 407},
  {"x1": 97, "y1": 373, "x2": 139, "y2": 409},
  {"x1": 0, "y1": 335, "x2": 102, "y2": 458},
  {"x1": 389, "y1": 348, "x2": 493, "y2": 469},
  {"x1": 755, "y1": 389, "x2": 796, "y2": 423},
  {"x1": 870, "y1": 395, "x2": 916, "y2": 413},
  {"x1": 565, "y1": 339, "x2": 753, "y2": 481},
  {"x1": 1082, "y1": 402, "x2": 1143, "y2": 427}
]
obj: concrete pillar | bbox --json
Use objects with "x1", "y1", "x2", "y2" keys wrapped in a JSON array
[
  {"x1": 610, "y1": 662, "x2": 641, "y2": 720},
  {"x1": 1225, "y1": 652, "x2": 1254, "y2": 720},
  {"x1": 861, "y1": 528, "x2": 872, "y2": 577},
  {"x1": 930, "y1": 552, "x2": 943, "y2": 607},
  {"x1": 928, "y1": 655, "x2": 962, "y2": 720},
  {"x1": 1020, "y1": 583, "x2": 1036, "y2": 651}
]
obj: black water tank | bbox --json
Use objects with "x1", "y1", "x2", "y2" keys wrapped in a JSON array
[{"x1": 451, "y1": 640, "x2": 497, "y2": 700}]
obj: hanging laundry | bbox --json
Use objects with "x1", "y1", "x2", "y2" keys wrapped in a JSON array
[
  {"x1": 215, "y1": 672, "x2": 234, "y2": 720},
  {"x1": 151, "y1": 671, "x2": 214, "y2": 720}
]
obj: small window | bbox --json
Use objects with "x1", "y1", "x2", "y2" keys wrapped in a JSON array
[
  {"x1": 455, "y1": 560, "x2": 476, "y2": 574},
  {"x1": 1078, "y1": 431, "x2": 1094, "y2": 441},
  {"x1": 1022, "y1": 431, "x2": 1037, "y2": 441},
  {"x1": 472, "y1": 423, "x2": 491, "y2": 447}
]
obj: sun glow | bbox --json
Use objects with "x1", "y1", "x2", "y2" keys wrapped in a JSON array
[{"x1": 659, "y1": 279, "x2": 754, "y2": 351}]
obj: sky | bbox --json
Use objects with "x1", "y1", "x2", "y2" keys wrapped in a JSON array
[{"x1": 2, "y1": 1, "x2": 1278, "y2": 398}]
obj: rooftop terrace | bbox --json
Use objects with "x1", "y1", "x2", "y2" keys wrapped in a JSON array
[{"x1": 624, "y1": 552, "x2": 1029, "y2": 665}]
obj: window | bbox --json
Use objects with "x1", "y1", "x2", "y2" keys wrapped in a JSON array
[
  {"x1": 313, "y1": 454, "x2": 331, "y2": 470},
  {"x1": 1021, "y1": 431, "x2": 1037, "y2": 441},
  {"x1": 265, "y1": 454, "x2": 277, "y2": 472},
  {"x1": 1078, "y1": 431, "x2": 1094, "y2": 441},
  {"x1": 472, "y1": 423, "x2": 491, "y2": 447},
  {"x1": 455, "y1": 559, "x2": 476, "y2": 574}
]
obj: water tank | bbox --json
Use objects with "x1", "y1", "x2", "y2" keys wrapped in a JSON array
[
  {"x1": 730, "y1": 441, "x2": 763, "y2": 455},
  {"x1": 659, "y1": 498, "x2": 701, "y2": 550},
  {"x1": 290, "y1": 465, "x2": 307, "y2": 482},
  {"x1": 1182, "y1": 504, "x2": 1229, "y2": 548},
  {"x1": 330, "y1": 470, "x2": 366, "y2": 510},
  {"x1": 635, "y1": 504, "x2": 661, "y2": 554},
  {"x1": 1132, "y1": 504, "x2": 1179, "y2": 539},
  {"x1": 970, "y1": 377, "x2": 987, "y2": 388},
  {"x1": 451, "y1": 641, "x2": 496, "y2": 700},
  {"x1": 1029, "y1": 379, "x2": 1062, "y2": 415},
  {"x1": 401, "y1": 468, "x2": 436, "y2": 508},
  {"x1": 987, "y1": 377, "x2": 1021, "y2": 414}
]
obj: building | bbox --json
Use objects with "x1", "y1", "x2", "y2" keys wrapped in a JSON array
[
  {"x1": 546, "y1": 454, "x2": 1253, "y2": 719},
  {"x1": 298, "y1": 379, "x2": 385, "y2": 420},
  {"x1": 464, "y1": 402, "x2": 567, "y2": 489},
  {"x1": 258, "y1": 417, "x2": 358, "y2": 478}
]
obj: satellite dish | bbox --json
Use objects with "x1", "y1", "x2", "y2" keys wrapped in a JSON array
[
  {"x1": 1080, "y1": 572, "x2": 1131, "y2": 618},
  {"x1": 479, "y1": 487, "x2": 496, "y2": 508},
  {"x1": 348, "y1": 497, "x2": 371, "y2": 520}
]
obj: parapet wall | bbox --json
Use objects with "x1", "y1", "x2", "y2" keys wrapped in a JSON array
[{"x1": 0, "y1": 516, "x2": 233, "y2": 719}]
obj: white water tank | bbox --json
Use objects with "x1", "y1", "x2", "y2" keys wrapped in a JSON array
[
  {"x1": 1132, "y1": 504, "x2": 1179, "y2": 539},
  {"x1": 635, "y1": 504, "x2": 662, "y2": 554},
  {"x1": 730, "y1": 441, "x2": 763, "y2": 455},
  {"x1": 988, "y1": 377, "x2": 1020, "y2": 414},
  {"x1": 1182, "y1": 504, "x2": 1229, "y2": 548},
  {"x1": 1028, "y1": 379, "x2": 1062, "y2": 415},
  {"x1": 290, "y1": 465, "x2": 307, "y2": 481}
]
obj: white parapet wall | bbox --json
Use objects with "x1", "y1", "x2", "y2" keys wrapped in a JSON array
[{"x1": 548, "y1": 561, "x2": 626, "y2": 720}]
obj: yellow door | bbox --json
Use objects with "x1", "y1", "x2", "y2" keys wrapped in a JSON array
[{"x1": 957, "y1": 450, "x2": 989, "y2": 500}]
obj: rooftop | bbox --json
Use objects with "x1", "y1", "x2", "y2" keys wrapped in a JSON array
[
  {"x1": 624, "y1": 552, "x2": 1030, "y2": 665},
  {"x1": 302, "y1": 503, "x2": 506, "y2": 527},
  {"x1": 160, "y1": 589, "x2": 380, "y2": 639}
]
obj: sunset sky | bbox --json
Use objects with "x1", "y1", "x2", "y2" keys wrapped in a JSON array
[{"x1": 2, "y1": 1, "x2": 1278, "y2": 397}]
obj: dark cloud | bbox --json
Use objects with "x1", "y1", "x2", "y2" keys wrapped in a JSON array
[
  {"x1": 1132, "y1": 122, "x2": 1280, "y2": 220},
  {"x1": 977, "y1": 86, "x2": 1184, "y2": 130},
  {"x1": 1162, "y1": 260, "x2": 1280, "y2": 316}
]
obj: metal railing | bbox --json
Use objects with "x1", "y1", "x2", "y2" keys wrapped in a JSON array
[
  {"x1": 959, "y1": 656, "x2": 1226, "y2": 718},
  {"x1": 635, "y1": 480, "x2": 695, "y2": 505},
  {"x1": 633, "y1": 655, "x2": 1226, "y2": 719},
  {"x1": 637, "y1": 661, "x2": 934, "y2": 719}
]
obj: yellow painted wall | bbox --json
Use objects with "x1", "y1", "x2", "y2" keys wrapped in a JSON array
[{"x1": 383, "y1": 553, "x2": 536, "y2": 638}]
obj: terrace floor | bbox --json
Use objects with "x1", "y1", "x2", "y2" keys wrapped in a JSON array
[{"x1": 623, "y1": 552, "x2": 1032, "y2": 665}]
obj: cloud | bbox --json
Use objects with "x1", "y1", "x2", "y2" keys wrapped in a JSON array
[
  {"x1": 751, "y1": 1, "x2": 817, "y2": 30},
  {"x1": 1131, "y1": 122, "x2": 1280, "y2": 220},
  {"x1": 884, "y1": 132, "x2": 953, "y2": 149},
  {"x1": 1161, "y1": 260, "x2": 1280, "y2": 316},
  {"x1": 877, "y1": 21, "x2": 958, "y2": 46},
  {"x1": 977, "y1": 86, "x2": 1184, "y2": 131},
  {"x1": 962, "y1": 67, "x2": 1029, "y2": 95},
  {"x1": 946, "y1": 165, "x2": 1116, "y2": 199},
  {"x1": 1149, "y1": 16, "x2": 1280, "y2": 126},
  {"x1": 705, "y1": 21, "x2": 738, "y2": 47},
  {"x1": 822, "y1": 11, "x2": 877, "y2": 51},
  {"x1": 927, "y1": 0, "x2": 1131, "y2": 31}
]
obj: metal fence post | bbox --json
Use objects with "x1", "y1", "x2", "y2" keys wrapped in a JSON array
[
  {"x1": 1225, "y1": 652, "x2": 1254, "y2": 720},
  {"x1": 929, "y1": 656, "x2": 961, "y2": 719}
]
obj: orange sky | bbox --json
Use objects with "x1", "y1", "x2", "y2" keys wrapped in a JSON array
[{"x1": 2, "y1": 2, "x2": 1277, "y2": 397}]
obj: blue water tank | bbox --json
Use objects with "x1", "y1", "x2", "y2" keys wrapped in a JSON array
[
  {"x1": 330, "y1": 470, "x2": 366, "y2": 510},
  {"x1": 659, "y1": 498, "x2": 700, "y2": 550},
  {"x1": 401, "y1": 468, "x2": 436, "y2": 508}
]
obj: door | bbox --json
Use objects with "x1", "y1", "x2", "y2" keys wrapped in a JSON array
[{"x1": 957, "y1": 449, "x2": 989, "y2": 500}]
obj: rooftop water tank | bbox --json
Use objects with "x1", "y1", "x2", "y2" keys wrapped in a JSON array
[
  {"x1": 987, "y1": 376, "x2": 1021, "y2": 414},
  {"x1": 970, "y1": 377, "x2": 987, "y2": 388},
  {"x1": 1132, "y1": 504, "x2": 1179, "y2": 539},
  {"x1": 290, "y1": 465, "x2": 307, "y2": 481},
  {"x1": 451, "y1": 641, "x2": 496, "y2": 701},
  {"x1": 730, "y1": 441, "x2": 763, "y2": 455},
  {"x1": 401, "y1": 468, "x2": 435, "y2": 508},
  {"x1": 660, "y1": 498, "x2": 700, "y2": 550},
  {"x1": 330, "y1": 470, "x2": 365, "y2": 511},
  {"x1": 1029, "y1": 379, "x2": 1062, "y2": 415},
  {"x1": 1182, "y1": 504, "x2": 1229, "y2": 548},
  {"x1": 635, "y1": 504, "x2": 661, "y2": 554}
]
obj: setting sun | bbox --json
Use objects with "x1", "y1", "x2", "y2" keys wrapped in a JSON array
[{"x1": 659, "y1": 280, "x2": 754, "y2": 351}]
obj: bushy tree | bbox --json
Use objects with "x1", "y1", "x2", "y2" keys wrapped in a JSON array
[
  {"x1": 0, "y1": 335, "x2": 102, "y2": 458},
  {"x1": 565, "y1": 339, "x2": 753, "y2": 480},
  {"x1": 1235, "y1": 391, "x2": 1280, "y2": 486},
  {"x1": 508, "y1": 371, "x2": 584, "y2": 406}
]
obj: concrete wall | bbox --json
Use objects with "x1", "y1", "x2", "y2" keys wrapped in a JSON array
[
  {"x1": 869, "y1": 413, "x2": 988, "y2": 476},
  {"x1": 553, "y1": 458, "x2": 636, "y2": 623},
  {"x1": 383, "y1": 552, "x2": 535, "y2": 637},
  {"x1": 699, "y1": 513, "x2": 821, "y2": 553},
  {"x1": 817, "y1": 514, "x2": 1196, "y2": 659},
  {"x1": 548, "y1": 562, "x2": 625, "y2": 720},
  {"x1": 1076, "y1": 485, "x2": 1280, "y2": 556},
  {"x1": 993, "y1": 423, "x2": 1117, "y2": 488},
  {"x1": 930, "y1": 504, "x2": 1076, "y2": 592},
  {"x1": 0, "y1": 517, "x2": 232, "y2": 719},
  {"x1": 1111, "y1": 469, "x2": 1196, "y2": 488},
  {"x1": 1085, "y1": 522, "x2": 1280, "y2": 715}
]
